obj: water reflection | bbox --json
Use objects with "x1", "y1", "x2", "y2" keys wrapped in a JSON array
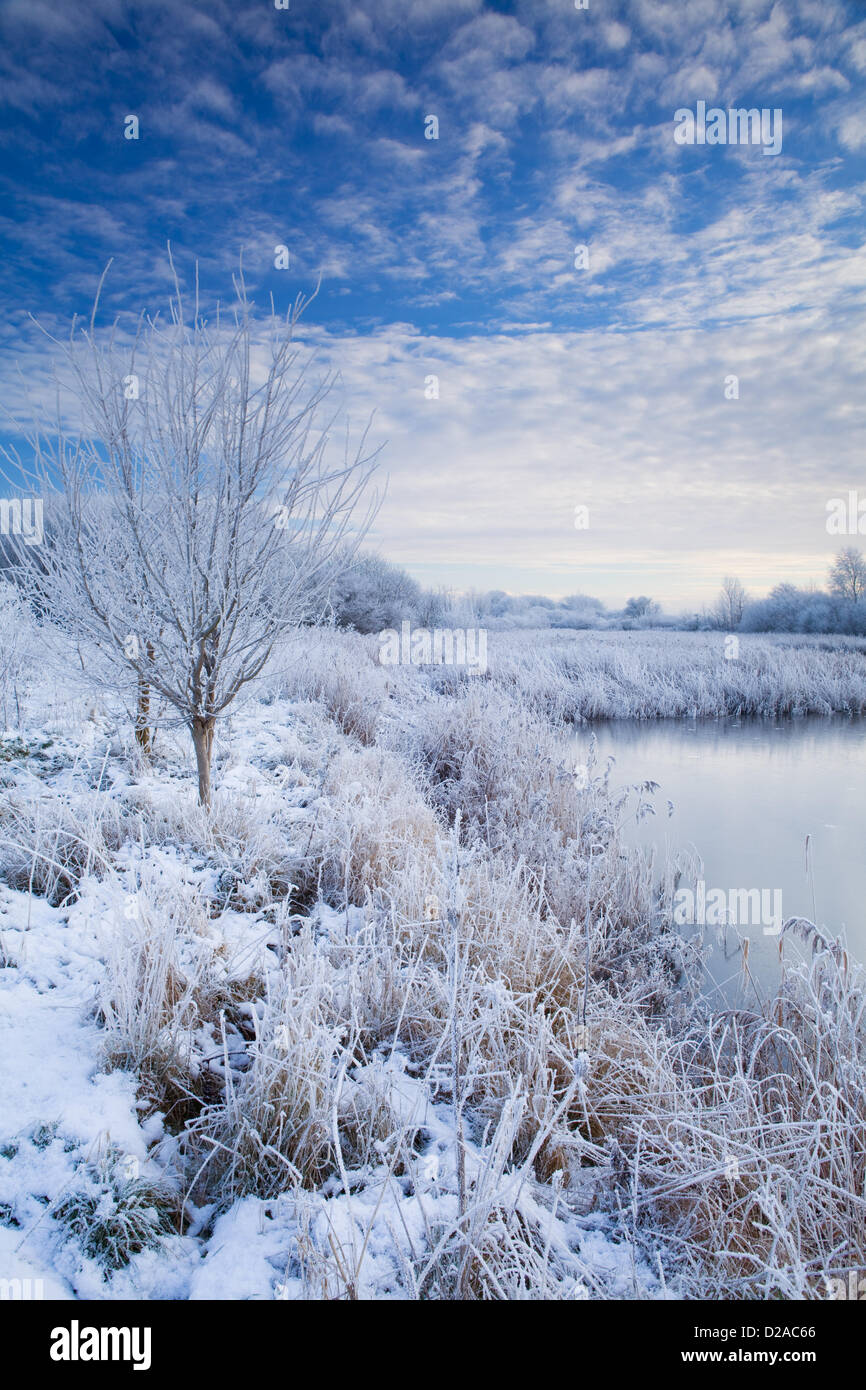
[{"x1": 572, "y1": 715, "x2": 866, "y2": 998}]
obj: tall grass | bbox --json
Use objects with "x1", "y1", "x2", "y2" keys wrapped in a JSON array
[
  {"x1": 476, "y1": 629, "x2": 866, "y2": 722},
  {"x1": 3, "y1": 625, "x2": 864, "y2": 1297}
]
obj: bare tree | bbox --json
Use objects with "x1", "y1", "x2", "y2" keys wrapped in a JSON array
[
  {"x1": 828, "y1": 547, "x2": 866, "y2": 604},
  {"x1": 713, "y1": 575, "x2": 747, "y2": 629},
  {"x1": 3, "y1": 258, "x2": 380, "y2": 804}
]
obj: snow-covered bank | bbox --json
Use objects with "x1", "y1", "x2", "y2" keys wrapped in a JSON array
[{"x1": 0, "y1": 628, "x2": 864, "y2": 1299}]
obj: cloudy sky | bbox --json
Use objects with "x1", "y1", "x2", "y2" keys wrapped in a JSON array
[{"x1": 1, "y1": 0, "x2": 865, "y2": 609}]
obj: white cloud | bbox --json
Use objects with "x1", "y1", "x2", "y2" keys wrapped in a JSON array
[
  {"x1": 837, "y1": 110, "x2": 866, "y2": 151},
  {"x1": 602, "y1": 22, "x2": 632, "y2": 52},
  {"x1": 290, "y1": 295, "x2": 866, "y2": 605}
]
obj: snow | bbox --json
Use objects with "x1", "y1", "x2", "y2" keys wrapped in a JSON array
[{"x1": 0, "y1": 682, "x2": 665, "y2": 1301}]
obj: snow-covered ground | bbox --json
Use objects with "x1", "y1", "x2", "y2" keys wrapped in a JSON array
[
  {"x1": 1, "y1": 625, "x2": 863, "y2": 1300},
  {"x1": 0, "y1": 687, "x2": 667, "y2": 1299}
]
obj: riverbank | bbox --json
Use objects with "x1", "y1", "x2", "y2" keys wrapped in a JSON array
[{"x1": 0, "y1": 626, "x2": 863, "y2": 1299}]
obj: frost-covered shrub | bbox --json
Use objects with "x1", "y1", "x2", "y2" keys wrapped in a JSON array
[
  {"x1": 328, "y1": 553, "x2": 448, "y2": 634},
  {"x1": 185, "y1": 926, "x2": 413, "y2": 1199},
  {"x1": 297, "y1": 739, "x2": 441, "y2": 908},
  {"x1": 53, "y1": 1145, "x2": 182, "y2": 1272},
  {"x1": 269, "y1": 627, "x2": 389, "y2": 744},
  {"x1": 0, "y1": 782, "x2": 130, "y2": 904},
  {"x1": 626, "y1": 921, "x2": 866, "y2": 1298}
]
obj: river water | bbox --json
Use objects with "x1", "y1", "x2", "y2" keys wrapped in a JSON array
[{"x1": 572, "y1": 716, "x2": 866, "y2": 999}]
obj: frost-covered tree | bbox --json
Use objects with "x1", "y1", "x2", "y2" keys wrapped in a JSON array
[
  {"x1": 551, "y1": 593, "x2": 606, "y2": 629},
  {"x1": 712, "y1": 575, "x2": 747, "y2": 630},
  {"x1": 739, "y1": 582, "x2": 866, "y2": 635},
  {"x1": 623, "y1": 595, "x2": 659, "y2": 622},
  {"x1": 3, "y1": 260, "x2": 380, "y2": 804},
  {"x1": 829, "y1": 546, "x2": 866, "y2": 604},
  {"x1": 329, "y1": 551, "x2": 438, "y2": 633}
]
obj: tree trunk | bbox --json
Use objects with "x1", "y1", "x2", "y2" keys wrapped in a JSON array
[
  {"x1": 191, "y1": 716, "x2": 215, "y2": 807},
  {"x1": 134, "y1": 642, "x2": 155, "y2": 756},
  {"x1": 135, "y1": 676, "x2": 151, "y2": 755}
]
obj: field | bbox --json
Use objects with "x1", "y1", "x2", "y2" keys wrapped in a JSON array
[{"x1": 0, "y1": 620, "x2": 864, "y2": 1300}]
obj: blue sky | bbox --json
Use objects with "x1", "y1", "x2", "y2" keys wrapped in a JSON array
[{"x1": 1, "y1": 0, "x2": 865, "y2": 608}]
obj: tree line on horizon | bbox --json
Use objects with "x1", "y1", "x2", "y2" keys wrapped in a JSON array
[
  {"x1": 323, "y1": 547, "x2": 866, "y2": 637},
  {"x1": 6, "y1": 540, "x2": 864, "y2": 639}
]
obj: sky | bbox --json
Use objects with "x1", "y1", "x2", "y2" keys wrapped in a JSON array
[{"x1": 0, "y1": 0, "x2": 864, "y2": 610}]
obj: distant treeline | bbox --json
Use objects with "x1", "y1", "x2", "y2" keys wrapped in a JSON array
[
  {"x1": 327, "y1": 552, "x2": 866, "y2": 636},
  {"x1": 4, "y1": 526, "x2": 865, "y2": 637},
  {"x1": 325, "y1": 555, "x2": 667, "y2": 632},
  {"x1": 738, "y1": 585, "x2": 866, "y2": 636}
]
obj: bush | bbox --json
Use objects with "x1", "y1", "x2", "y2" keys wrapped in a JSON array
[
  {"x1": 328, "y1": 553, "x2": 448, "y2": 634},
  {"x1": 53, "y1": 1144, "x2": 183, "y2": 1272}
]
